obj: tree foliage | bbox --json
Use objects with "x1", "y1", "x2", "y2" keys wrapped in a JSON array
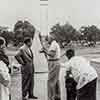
[
  {"x1": 80, "y1": 25, "x2": 100, "y2": 42},
  {"x1": 13, "y1": 20, "x2": 35, "y2": 46},
  {"x1": 50, "y1": 23, "x2": 100, "y2": 47},
  {"x1": 0, "y1": 27, "x2": 14, "y2": 45},
  {"x1": 50, "y1": 23, "x2": 79, "y2": 47}
]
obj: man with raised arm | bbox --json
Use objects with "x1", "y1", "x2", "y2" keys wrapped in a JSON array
[{"x1": 40, "y1": 35, "x2": 61, "y2": 100}]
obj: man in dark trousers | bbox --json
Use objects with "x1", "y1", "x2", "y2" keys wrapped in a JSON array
[
  {"x1": 15, "y1": 37, "x2": 37, "y2": 100},
  {"x1": 61, "y1": 49, "x2": 97, "y2": 100}
]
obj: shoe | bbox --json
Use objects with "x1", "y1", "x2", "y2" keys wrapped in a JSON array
[
  {"x1": 22, "y1": 97, "x2": 27, "y2": 100},
  {"x1": 28, "y1": 96, "x2": 38, "y2": 99},
  {"x1": 54, "y1": 96, "x2": 61, "y2": 100},
  {"x1": 23, "y1": 98, "x2": 27, "y2": 100}
]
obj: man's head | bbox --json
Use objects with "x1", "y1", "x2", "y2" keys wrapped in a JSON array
[
  {"x1": 47, "y1": 35, "x2": 55, "y2": 44},
  {"x1": 66, "y1": 49, "x2": 75, "y2": 59},
  {"x1": 24, "y1": 37, "x2": 32, "y2": 47}
]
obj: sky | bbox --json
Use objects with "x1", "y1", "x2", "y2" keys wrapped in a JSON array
[{"x1": 0, "y1": 0, "x2": 100, "y2": 32}]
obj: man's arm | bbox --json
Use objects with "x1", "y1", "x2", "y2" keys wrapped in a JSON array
[
  {"x1": 0, "y1": 73, "x2": 10, "y2": 87},
  {"x1": 43, "y1": 49, "x2": 56, "y2": 57},
  {"x1": 15, "y1": 50, "x2": 25, "y2": 65},
  {"x1": 38, "y1": 32, "x2": 48, "y2": 59},
  {"x1": 0, "y1": 54, "x2": 9, "y2": 66},
  {"x1": 60, "y1": 61, "x2": 71, "y2": 71}
]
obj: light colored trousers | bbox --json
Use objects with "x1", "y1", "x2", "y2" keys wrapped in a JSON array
[{"x1": 47, "y1": 61, "x2": 61, "y2": 100}]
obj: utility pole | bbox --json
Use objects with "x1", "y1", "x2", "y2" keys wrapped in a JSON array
[{"x1": 40, "y1": 0, "x2": 48, "y2": 35}]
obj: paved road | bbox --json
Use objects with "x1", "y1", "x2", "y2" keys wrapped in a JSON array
[
  {"x1": 10, "y1": 67, "x2": 100, "y2": 100},
  {"x1": 8, "y1": 45, "x2": 100, "y2": 100}
]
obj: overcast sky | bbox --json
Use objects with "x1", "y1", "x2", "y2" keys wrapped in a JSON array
[{"x1": 0, "y1": 0, "x2": 100, "y2": 32}]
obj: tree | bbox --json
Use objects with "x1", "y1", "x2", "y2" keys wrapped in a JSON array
[
  {"x1": 80, "y1": 25, "x2": 100, "y2": 46},
  {"x1": 62, "y1": 23, "x2": 78, "y2": 41},
  {"x1": 0, "y1": 29, "x2": 14, "y2": 45},
  {"x1": 13, "y1": 20, "x2": 35, "y2": 46},
  {"x1": 50, "y1": 22, "x2": 78, "y2": 47}
]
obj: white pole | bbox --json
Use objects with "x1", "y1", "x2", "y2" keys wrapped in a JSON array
[{"x1": 40, "y1": 0, "x2": 48, "y2": 35}]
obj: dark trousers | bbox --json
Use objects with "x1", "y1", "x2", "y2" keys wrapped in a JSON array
[
  {"x1": 65, "y1": 78, "x2": 77, "y2": 100},
  {"x1": 77, "y1": 78, "x2": 97, "y2": 100},
  {"x1": 22, "y1": 73, "x2": 34, "y2": 98}
]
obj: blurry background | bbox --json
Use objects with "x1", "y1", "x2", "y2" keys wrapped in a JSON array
[{"x1": 0, "y1": 0, "x2": 100, "y2": 31}]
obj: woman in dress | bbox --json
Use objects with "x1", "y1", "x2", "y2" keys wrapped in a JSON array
[{"x1": 0, "y1": 37, "x2": 10, "y2": 100}]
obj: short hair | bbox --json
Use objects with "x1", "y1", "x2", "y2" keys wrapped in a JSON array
[
  {"x1": 66, "y1": 49, "x2": 75, "y2": 59},
  {"x1": 24, "y1": 37, "x2": 31, "y2": 44}
]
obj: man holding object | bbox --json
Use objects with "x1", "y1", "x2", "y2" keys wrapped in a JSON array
[{"x1": 40, "y1": 35, "x2": 61, "y2": 100}]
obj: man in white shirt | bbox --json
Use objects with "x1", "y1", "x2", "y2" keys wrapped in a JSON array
[
  {"x1": 61, "y1": 49, "x2": 98, "y2": 100},
  {"x1": 40, "y1": 35, "x2": 61, "y2": 100}
]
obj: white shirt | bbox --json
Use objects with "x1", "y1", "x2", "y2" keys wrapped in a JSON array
[
  {"x1": 61, "y1": 56, "x2": 98, "y2": 89},
  {"x1": 48, "y1": 40, "x2": 61, "y2": 59}
]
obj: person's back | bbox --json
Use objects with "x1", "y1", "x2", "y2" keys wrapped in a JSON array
[
  {"x1": 62, "y1": 49, "x2": 98, "y2": 100},
  {"x1": 67, "y1": 56, "x2": 97, "y2": 89}
]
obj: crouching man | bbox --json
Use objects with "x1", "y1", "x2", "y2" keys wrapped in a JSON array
[{"x1": 61, "y1": 49, "x2": 98, "y2": 100}]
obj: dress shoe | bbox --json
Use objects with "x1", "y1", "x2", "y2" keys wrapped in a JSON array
[
  {"x1": 22, "y1": 97, "x2": 27, "y2": 100},
  {"x1": 23, "y1": 98, "x2": 27, "y2": 100},
  {"x1": 28, "y1": 96, "x2": 38, "y2": 99}
]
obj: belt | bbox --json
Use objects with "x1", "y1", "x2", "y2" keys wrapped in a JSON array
[{"x1": 48, "y1": 58, "x2": 60, "y2": 61}]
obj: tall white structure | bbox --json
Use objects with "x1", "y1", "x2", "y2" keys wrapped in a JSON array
[
  {"x1": 31, "y1": 0, "x2": 48, "y2": 72},
  {"x1": 40, "y1": 0, "x2": 48, "y2": 35}
]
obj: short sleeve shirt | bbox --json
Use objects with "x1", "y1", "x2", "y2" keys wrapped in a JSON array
[{"x1": 48, "y1": 41, "x2": 61, "y2": 60}]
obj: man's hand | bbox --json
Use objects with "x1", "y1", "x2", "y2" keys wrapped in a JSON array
[
  {"x1": 0, "y1": 73, "x2": 10, "y2": 87},
  {"x1": 2, "y1": 80, "x2": 10, "y2": 87},
  {"x1": 39, "y1": 48, "x2": 45, "y2": 53}
]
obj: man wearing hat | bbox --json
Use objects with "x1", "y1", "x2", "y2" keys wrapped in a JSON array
[{"x1": 15, "y1": 37, "x2": 37, "y2": 100}]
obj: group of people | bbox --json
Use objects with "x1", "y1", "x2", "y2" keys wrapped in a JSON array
[
  {"x1": 39, "y1": 34, "x2": 98, "y2": 100},
  {"x1": 0, "y1": 36, "x2": 37, "y2": 100},
  {"x1": 0, "y1": 32, "x2": 98, "y2": 100}
]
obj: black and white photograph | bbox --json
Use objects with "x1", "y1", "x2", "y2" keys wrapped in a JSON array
[{"x1": 0, "y1": 0, "x2": 99, "y2": 100}]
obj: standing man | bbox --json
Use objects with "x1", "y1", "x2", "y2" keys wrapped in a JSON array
[
  {"x1": 61, "y1": 49, "x2": 98, "y2": 100},
  {"x1": 15, "y1": 37, "x2": 37, "y2": 100},
  {"x1": 40, "y1": 35, "x2": 61, "y2": 100}
]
